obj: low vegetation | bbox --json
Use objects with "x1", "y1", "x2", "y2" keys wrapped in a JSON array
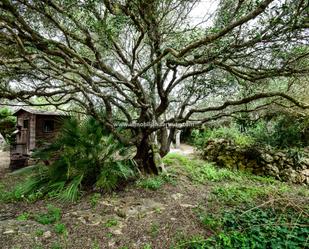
[
  {"x1": 0, "y1": 107, "x2": 16, "y2": 144},
  {"x1": 12, "y1": 117, "x2": 137, "y2": 202},
  {"x1": 164, "y1": 153, "x2": 246, "y2": 183},
  {"x1": 1, "y1": 151, "x2": 308, "y2": 248},
  {"x1": 34, "y1": 205, "x2": 62, "y2": 225},
  {"x1": 192, "y1": 113, "x2": 309, "y2": 150},
  {"x1": 136, "y1": 174, "x2": 175, "y2": 190},
  {"x1": 175, "y1": 205, "x2": 309, "y2": 249}
]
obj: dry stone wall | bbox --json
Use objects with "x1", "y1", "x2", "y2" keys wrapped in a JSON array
[{"x1": 202, "y1": 139, "x2": 309, "y2": 185}]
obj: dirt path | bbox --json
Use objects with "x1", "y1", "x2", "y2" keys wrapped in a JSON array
[{"x1": 169, "y1": 143, "x2": 196, "y2": 156}]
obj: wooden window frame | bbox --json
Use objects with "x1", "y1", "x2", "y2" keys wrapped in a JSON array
[{"x1": 43, "y1": 120, "x2": 55, "y2": 133}]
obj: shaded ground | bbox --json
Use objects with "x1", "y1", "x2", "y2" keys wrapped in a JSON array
[{"x1": 0, "y1": 152, "x2": 308, "y2": 249}]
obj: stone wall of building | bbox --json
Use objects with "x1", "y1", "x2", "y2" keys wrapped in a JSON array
[{"x1": 202, "y1": 139, "x2": 309, "y2": 185}]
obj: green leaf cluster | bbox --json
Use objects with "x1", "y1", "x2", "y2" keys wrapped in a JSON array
[{"x1": 14, "y1": 116, "x2": 136, "y2": 202}]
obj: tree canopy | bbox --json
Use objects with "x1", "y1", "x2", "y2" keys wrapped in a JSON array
[
  {"x1": 0, "y1": 107, "x2": 16, "y2": 142},
  {"x1": 0, "y1": 0, "x2": 308, "y2": 172}
]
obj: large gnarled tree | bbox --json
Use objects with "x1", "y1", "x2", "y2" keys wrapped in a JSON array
[{"x1": 0, "y1": 0, "x2": 308, "y2": 173}]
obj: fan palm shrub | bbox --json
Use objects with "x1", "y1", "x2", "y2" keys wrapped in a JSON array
[{"x1": 15, "y1": 117, "x2": 136, "y2": 202}]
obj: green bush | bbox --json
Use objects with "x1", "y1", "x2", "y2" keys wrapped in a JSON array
[
  {"x1": 0, "y1": 107, "x2": 16, "y2": 143},
  {"x1": 246, "y1": 114, "x2": 309, "y2": 149},
  {"x1": 192, "y1": 125, "x2": 254, "y2": 150},
  {"x1": 192, "y1": 114, "x2": 309, "y2": 151},
  {"x1": 15, "y1": 117, "x2": 136, "y2": 202},
  {"x1": 269, "y1": 115, "x2": 309, "y2": 148}
]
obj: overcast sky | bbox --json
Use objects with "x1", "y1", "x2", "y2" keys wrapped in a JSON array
[{"x1": 189, "y1": 0, "x2": 219, "y2": 27}]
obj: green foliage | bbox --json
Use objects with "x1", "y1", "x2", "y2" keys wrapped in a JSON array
[
  {"x1": 197, "y1": 206, "x2": 308, "y2": 249},
  {"x1": 149, "y1": 223, "x2": 160, "y2": 238},
  {"x1": 54, "y1": 223, "x2": 67, "y2": 235},
  {"x1": 211, "y1": 183, "x2": 288, "y2": 205},
  {"x1": 51, "y1": 242, "x2": 63, "y2": 249},
  {"x1": 174, "y1": 205, "x2": 309, "y2": 249},
  {"x1": 15, "y1": 117, "x2": 136, "y2": 202},
  {"x1": 35, "y1": 229, "x2": 44, "y2": 236},
  {"x1": 136, "y1": 176, "x2": 165, "y2": 190},
  {"x1": 270, "y1": 115, "x2": 309, "y2": 148},
  {"x1": 171, "y1": 235, "x2": 208, "y2": 249},
  {"x1": 104, "y1": 218, "x2": 118, "y2": 228},
  {"x1": 245, "y1": 114, "x2": 309, "y2": 149},
  {"x1": 192, "y1": 125, "x2": 254, "y2": 150},
  {"x1": 34, "y1": 205, "x2": 61, "y2": 225},
  {"x1": 16, "y1": 212, "x2": 30, "y2": 221},
  {"x1": 90, "y1": 193, "x2": 101, "y2": 208},
  {"x1": 91, "y1": 240, "x2": 100, "y2": 249},
  {"x1": 142, "y1": 244, "x2": 152, "y2": 249},
  {"x1": 0, "y1": 107, "x2": 16, "y2": 143},
  {"x1": 0, "y1": 183, "x2": 15, "y2": 202},
  {"x1": 193, "y1": 114, "x2": 309, "y2": 151},
  {"x1": 136, "y1": 173, "x2": 174, "y2": 190},
  {"x1": 164, "y1": 153, "x2": 242, "y2": 184}
]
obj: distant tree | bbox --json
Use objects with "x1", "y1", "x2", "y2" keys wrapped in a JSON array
[
  {"x1": 0, "y1": 107, "x2": 16, "y2": 143},
  {"x1": 0, "y1": 0, "x2": 308, "y2": 173}
]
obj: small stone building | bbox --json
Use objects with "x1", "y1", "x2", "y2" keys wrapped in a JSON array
[{"x1": 10, "y1": 108, "x2": 67, "y2": 170}]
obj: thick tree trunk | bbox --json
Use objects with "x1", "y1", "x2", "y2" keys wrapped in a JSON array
[
  {"x1": 134, "y1": 131, "x2": 168, "y2": 175},
  {"x1": 134, "y1": 135, "x2": 159, "y2": 175}
]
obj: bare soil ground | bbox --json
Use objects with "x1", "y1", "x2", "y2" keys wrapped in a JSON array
[{"x1": 170, "y1": 144, "x2": 195, "y2": 156}]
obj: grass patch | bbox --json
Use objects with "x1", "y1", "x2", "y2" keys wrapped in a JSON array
[
  {"x1": 163, "y1": 153, "x2": 297, "y2": 189},
  {"x1": 136, "y1": 173, "x2": 175, "y2": 190},
  {"x1": 35, "y1": 229, "x2": 44, "y2": 236},
  {"x1": 104, "y1": 218, "x2": 118, "y2": 228},
  {"x1": 0, "y1": 183, "x2": 15, "y2": 202},
  {"x1": 16, "y1": 212, "x2": 30, "y2": 221},
  {"x1": 54, "y1": 223, "x2": 67, "y2": 235},
  {"x1": 51, "y1": 242, "x2": 63, "y2": 249},
  {"x1": 90, "y1": 193, "x2": 101, "y2": 208},
  {"x1": 35, "y1": 205, "x2": 62, "y2": 225},
  {"x1": 164, "y1": 153, "x2": 243, "y2": 183},
  {"x1": 149, "y1": 223, "x2": 160, "y2": 238},
  {"x1": 211, "y1": 183, "x2": 289, "y2": 204}
]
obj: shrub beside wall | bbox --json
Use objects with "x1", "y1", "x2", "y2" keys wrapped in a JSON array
[{"x1": 202, "y1": 139, "x2": 309, "y2": 185}]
